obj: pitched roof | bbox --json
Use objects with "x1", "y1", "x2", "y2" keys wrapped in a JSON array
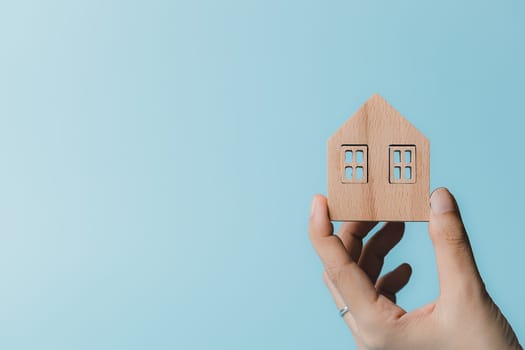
[{"x1": 329, "y1": 93, "x2": 427, "y2": 141}]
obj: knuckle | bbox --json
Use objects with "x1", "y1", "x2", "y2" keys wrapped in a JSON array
[
  {"x1": 443, "y1": 227, "x2": 468, "y2": 247},
  {"x1": 432, "y1": 217, "x2": 469, "y2": 248},
  {"x1": 324, "y1": 262, "x2": 351, "y2": 287}
]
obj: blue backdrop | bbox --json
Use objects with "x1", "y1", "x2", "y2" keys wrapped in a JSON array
[{"x1": 0, "y1": 1, "x2": 523, "y2": 349}]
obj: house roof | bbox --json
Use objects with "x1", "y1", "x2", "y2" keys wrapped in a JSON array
[{"x1": 329, "y1": 93, "x2": 428, "y2": 142}]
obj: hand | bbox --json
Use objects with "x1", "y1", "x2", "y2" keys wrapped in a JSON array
[{"x1": 309, "y1": 188, "x2": 521, "y2": 350}]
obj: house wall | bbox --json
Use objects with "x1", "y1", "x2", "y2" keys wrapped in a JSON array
[{"x1": 327, "y1": 96, "x2": 430, "y2": 221}]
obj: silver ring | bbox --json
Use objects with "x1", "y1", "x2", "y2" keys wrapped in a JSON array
[{"x1": 339, "y1": 305, "x2": 349, "y2": 317}]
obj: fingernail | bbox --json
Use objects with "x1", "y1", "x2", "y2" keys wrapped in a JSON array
[{"x1": 430, "y1": 188, "x2": 457, "y2": 214}]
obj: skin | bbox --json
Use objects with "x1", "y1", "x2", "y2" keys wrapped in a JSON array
[{"x1": 309, "y1": 188, "x2": 522, "y2": 350}]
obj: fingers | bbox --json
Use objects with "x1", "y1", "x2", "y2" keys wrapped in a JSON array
[
  {"x1": 376, "y1": 263, "x2": 412, "y2": 303},
  {"x1": 338, "y1": 221, "x2": 377, "y2": 261},
  {"x1": 428, "y1": 188, "x2": 483, "y2": 297},
  {"x1": 309, "y1": 195, "x2": 378, "y2": 316},
  {"x1": 358, "y1": 222, "x2": 405, "y2": 284}
]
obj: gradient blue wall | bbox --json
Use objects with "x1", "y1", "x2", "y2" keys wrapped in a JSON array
[{"x1": 0, "y1": 1, "x2": 523, "y2": 349}]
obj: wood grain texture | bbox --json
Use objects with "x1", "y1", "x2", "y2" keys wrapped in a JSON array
[{"x1": 327, "y1": 94, "x2": 430, "y2": 222}]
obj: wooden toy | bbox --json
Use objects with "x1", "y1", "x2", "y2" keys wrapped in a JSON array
[{"x1": 327, "y1": 94, "x2": 430, "y2": 222}]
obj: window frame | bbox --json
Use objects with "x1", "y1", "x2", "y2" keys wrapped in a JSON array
[
  {"x1": 341, "y1": 145, "x2": 368, "y2": 184},
  {"x1": 389, "y1": 145, "x2": 416, "y2": 184}
]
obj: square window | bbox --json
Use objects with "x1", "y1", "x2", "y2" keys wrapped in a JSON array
[
  {"x1": 389, "y1": 145, "x2": 416, "y2": 184},
  {"x1": 341, "y1": 145, "x2": 367, "y2": 184}
]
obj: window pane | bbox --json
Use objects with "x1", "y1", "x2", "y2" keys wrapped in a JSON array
[
  {"x1": 394, "y1": 166, "x2": 401, "y2": 180},
  {"x1": 394, "y1": 150, "x2": 401, "y2": 163},
  {"x1": 356, "y1": 167, "x2": 364, "y2": 180},
  {"x1": 345, "y1": 166, "x2": 353, "y2": 179},
  {"x1": 356, "y1": 150, "x2": 364, "y2": 163},
  {"x1": 404, "y1": 150, "x2": 411, "y2": 163},
  {"x1": 405, "y1": 166, "x2": 412, "y2": 180},
  {"x1": 345, "y1": 150, "x2": 353, "y2": 163}
]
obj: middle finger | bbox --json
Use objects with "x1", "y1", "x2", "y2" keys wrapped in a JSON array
[{"x1": 337, "y1": 222, "x2": 378, "y2": 261}]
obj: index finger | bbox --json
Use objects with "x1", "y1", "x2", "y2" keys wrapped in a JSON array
[{"x1": 309, "y1": 195, "x2": 378, "y2": 317}]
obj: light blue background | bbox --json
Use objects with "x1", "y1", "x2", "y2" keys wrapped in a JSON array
[{"x1": 0, "y1": 1, "x2": 523, "y2": 349}]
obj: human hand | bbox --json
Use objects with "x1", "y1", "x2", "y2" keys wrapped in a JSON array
[{"x1": 309, "y1": 188, "x2": 521, "y2": 350}]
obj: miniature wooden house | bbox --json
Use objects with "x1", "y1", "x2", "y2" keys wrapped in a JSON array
[{"x1": 327, "y1": 94, "x2": 430, "y2": 222}]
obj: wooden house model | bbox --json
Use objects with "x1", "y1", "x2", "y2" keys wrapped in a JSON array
[{"x1": 327, "y1": 94, "x2": 430, "y2": 222}]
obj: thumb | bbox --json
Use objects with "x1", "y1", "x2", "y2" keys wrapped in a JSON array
[{"x1": 429, "y1": 188, "x2": 483, "y2": 298}]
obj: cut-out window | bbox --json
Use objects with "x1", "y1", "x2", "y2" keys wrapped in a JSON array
[
  {"x1": 345, "y1": 150, "x2": 353, "y2": 163},
  {"x1": 341, "y1": 145, "x2": 368, "y2": 184},
  {"x1": 404, "y1": 151, "x2": 411, "y2": 163},
  {"x1": 356, "y1": 166, "x2": 364, "y2": 180},
  {"x1": 389, "y1": 145, "x2": 416, "y2": 184},
  {"x1": 356, "y1": 151, "x2": 364, "y2": 163},
  {"x1": 394, "y1": 151, "x2": 401, "y2": 163},
  {"x1": 345, "y1": 166, "x2": 353, "y2": 179},
  {"x1": 394, "y1": 166, "x2": 401, "y2": 180}
]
